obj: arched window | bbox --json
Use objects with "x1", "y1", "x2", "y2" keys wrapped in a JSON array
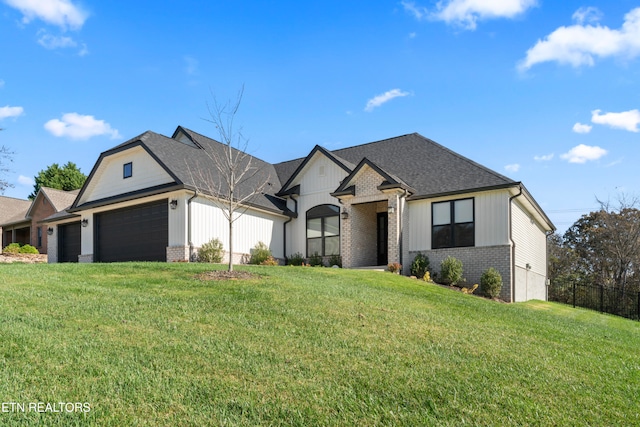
[{"x1": 306, "y1": 204, "x2": 340, "y2": 256}]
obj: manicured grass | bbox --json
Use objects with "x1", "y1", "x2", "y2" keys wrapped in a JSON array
[{"x1": 0, "y1": 263, "x2": 639, "y2": 426}]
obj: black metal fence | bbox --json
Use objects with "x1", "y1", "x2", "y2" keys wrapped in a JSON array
[{"x1": 548, "y1": 283, "x2": 640, "y2": 321}]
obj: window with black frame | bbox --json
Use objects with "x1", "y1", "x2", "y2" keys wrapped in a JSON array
[
  {"x1": 306, "y1": 204, "x2": 340, "y2": 256},
  {"x1": 123, "y1": 162, "x2": 132, "y2": 179},
  {"x1": 432, "y1": 198, "x2": 474, "y2": 249}
]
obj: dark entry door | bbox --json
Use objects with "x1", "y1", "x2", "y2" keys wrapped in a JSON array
[{"x1": 377, "y1": 212, "x2": 388, "y2": 265}]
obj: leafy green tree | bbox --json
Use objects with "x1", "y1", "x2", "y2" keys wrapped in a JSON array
[
  {"x1": 29, "y1": 162, "x2": 87, "y2": 199},
  {"x1": 562, "y1": 197, "x2": 640, "y2": 291}
]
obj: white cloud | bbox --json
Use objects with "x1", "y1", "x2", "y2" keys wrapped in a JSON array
[
  {"x1": 519, "y1": 7, "x2": 640, "y2": 71},
  {"x1": 401, "y1": 1, "x2": 428, "y2": 20},
  {"x1": 561, "y1": 144, "x2": 607, "y2": 164},
  {"x1": 0, "y1": 105, "x2": 24, "y2": 119},
  {"x1": 37, "y1": 32, "x2": 77, "y2": 49},
  {"x1": 4, "y1": 0, "x2": 88, "y2": 30},
  {"x1": 403, "y1": 0, "x2": 537, "y2": 30},
  {"x1": 572, "y1": 122, "x2": 592, "y2": 134},
  {"x1": 364, "y1": 89, "x2": 410, "y2": 112},
  {"x1": 591, "y1": 109, "x2": 640, "y2": 132},
  {"x1": 44, "y1": 113, "x2": 121, "y2": 140},
  {"x1": 505, "y1": 163, "x2": 520, "y2": 172},
  {"x1": 17, "y1": 175, "x2": 34, "y2": 186},
  {"x1": 534, "y1": 153, "x2": 554, "y2": 161},
  {"x1": 572, "y1": 6, "x2": 602, "y2": 25}
]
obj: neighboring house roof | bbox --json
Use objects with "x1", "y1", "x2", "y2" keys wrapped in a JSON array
[
  {"x1": 0, "y1": 188, "x2": 81, "y2": 228},
  {"x1": 26, "y1": 187, "x2": 80, "y2": 218},
  {"x1": 0, "y1": 196, "x2": 31, "y2": 227},
  {"x1": 34, "y1": 187, "x2": 82, "y2": 224}
]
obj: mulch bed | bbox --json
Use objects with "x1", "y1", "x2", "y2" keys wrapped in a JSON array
[
  {"x1": 0, "y1": 253, "x2": 47, "y2": 264},
  {"x1": 196, "y1": 270, "x2": 260, "y2": 281}
]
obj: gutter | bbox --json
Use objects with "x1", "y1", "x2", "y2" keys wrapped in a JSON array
[
  {"x1": 508, "y1": 185, "x2": 523, "y2": 303},
  {"x1": 187, "y1": 190, "x2": 198, "y2": 261}
]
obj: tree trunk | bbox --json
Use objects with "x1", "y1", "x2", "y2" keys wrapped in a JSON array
[{"x1": 228, "y1": 208, "x2": 233, "y2": 272}]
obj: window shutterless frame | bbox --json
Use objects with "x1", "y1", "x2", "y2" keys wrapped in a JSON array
[
  {"x1": 306, "y1": 204, "x2": 340, "y2": 257},
  {"x1": 123, "y1": 162, "x2": 132, "y2": 179},
  {"x1": 431, "y1": 197, "x2": 475, "y2": 249}
]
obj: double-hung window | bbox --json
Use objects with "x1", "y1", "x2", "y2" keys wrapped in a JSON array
[
  {"x1": 306, "y1": 205, "x2": 340, "y2": 256},
  {"x1": 432, "y1": 198, "x2": 475, "y2": 249}
]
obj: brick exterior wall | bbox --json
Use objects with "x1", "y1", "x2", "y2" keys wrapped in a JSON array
[
  {"x1": 167, "y1": 245, "x2": 189, "y2": 262},
  {"x1": 29, "y1": 196, "x2": 57, "y2": 254},
  {"x1": 339, "y1": 165, "x2": 405, "y2": 268},
  {"x1": 349, "y1": 203, "x2": 378, "y2": 266},
  {"x1": 78, "y1": 254, "x2": 93, "y2": 263},
  {"x1": 409, "y1": 245, "x2": 513, "y2": 301}
]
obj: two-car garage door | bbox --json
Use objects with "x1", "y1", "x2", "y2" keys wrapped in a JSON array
[{"x1": 94, "y1": 200, "x2": 168, "y2": 262}]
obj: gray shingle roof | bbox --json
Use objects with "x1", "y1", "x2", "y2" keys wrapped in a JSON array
[
  {"x1": 80, "y1": 128, "x2": 525, "y2": 218},
  {"x1": 328, "y1": 133, "x2": 516, "y2": 198},
  {"x1": 275, "y1": 133, "x2": 516, "y2": 198},
  {"x1": 81, "y1": 127, "x2": 286, "y2": 213}
]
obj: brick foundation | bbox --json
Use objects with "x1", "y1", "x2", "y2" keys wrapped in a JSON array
[{"x1": 409, "y1": 245, "x2": 513, "y2": 301}]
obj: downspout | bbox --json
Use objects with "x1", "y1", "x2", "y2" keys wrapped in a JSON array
[
  {"x1": 283, "y1": 195, "x2": 297, "y2": 262},
  {"x1": 187, "y1": 190, "x2": 198, "y2": 262},
  {"x1": 509, "y1": 185, "x2": 523, "y2": 303},
  {"x1": 545, "y1": 230, "x2": 554, "y2": 302}
]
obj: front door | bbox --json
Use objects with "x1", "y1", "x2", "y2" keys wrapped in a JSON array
[{"x1": 377, "y1": 212, "x2": 388, "y2": 265}]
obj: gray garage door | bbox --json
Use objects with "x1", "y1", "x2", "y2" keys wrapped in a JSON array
[
  {"x1": 94, "y1": 200, "x2": 168, "y2": 262},
  {"x1": 58, "y1": 222, "x2": 81, "y2": 263}
]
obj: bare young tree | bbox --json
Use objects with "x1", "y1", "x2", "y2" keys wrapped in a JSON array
[
  {"x1": 189, "y1": 87, "x2": 268, "y2": 271},
  {"x1": 0, "y1": 128, "x2": 15, "y2": 194}
]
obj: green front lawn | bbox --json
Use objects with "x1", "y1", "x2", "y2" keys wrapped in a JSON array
[{"x1": 0, "y1": 263, "x2": 638, "y2": 426}]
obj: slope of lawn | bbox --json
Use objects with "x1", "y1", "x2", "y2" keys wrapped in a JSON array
[{"x1": 0, "y1": 262, "x2": 639, "y2": 426}]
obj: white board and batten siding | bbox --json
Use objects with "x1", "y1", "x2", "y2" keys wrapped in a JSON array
[
  {"x1": 407, "y1": 189, "x2": 512, "y2": 251},
  {"x1": 512, "y1": 199, "x2": 548, "y2": 301},
  {"x1": 284, "y1": 153, "x2": 348, "y2": 257},
  {"x1": 77, "y1": 146, "x2": 174, "y2": 206},
  {"x1": 511, "y1": 200, "x2": 547, "y2": 275},
  {"x1": 190, "y1": 197, "x2": 285, "y2": 258}
]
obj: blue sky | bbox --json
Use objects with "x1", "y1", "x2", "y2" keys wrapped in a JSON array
[{"x1": 1, "y1": 0, "x2": 639, "y2": 232}]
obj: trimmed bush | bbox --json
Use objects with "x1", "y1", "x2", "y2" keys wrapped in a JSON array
[
  {"x1": 19, "y1": 244, "x2": 39, "y2": 254},
  {"x1": 481, "y1": 267, "x2": 503, "y2": 299},
  {"x1": 197, "y1": 238, "x2": 224, "y2": 263},
  {"x1": 287, "y1": 252, "x2": 305, "y2": 266},
  {"x1": 3, "y1": 243, "x2": 21, "y2": 254},
  {"x1": 308, "y1": 252, "x2": 324, "y2": 267},
  {"x1": 410, "y1": 253, "x2": 430, "y2": 278},
  {"x1": 440, "y1": 256, "x2": 463, "y2": 286},
  {"x1": 249, "y1": 241, "x2": 271, "y2": 265},
  {"x1": 328, "y1": 254, "x2": 342, "y2": 268}
]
